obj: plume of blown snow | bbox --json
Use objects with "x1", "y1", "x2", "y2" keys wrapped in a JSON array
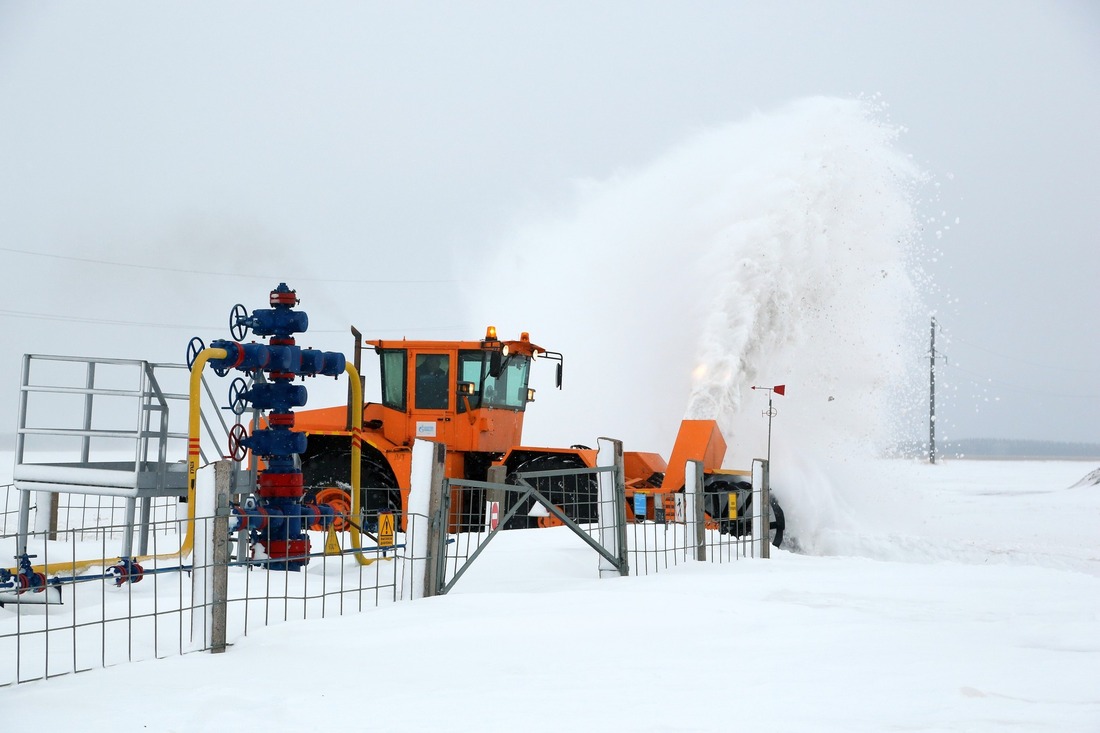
[{"x1": 468, "y1": 97, "x2": 931, "y2": 549}]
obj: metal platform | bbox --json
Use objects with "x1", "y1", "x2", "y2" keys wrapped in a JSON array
[{"x1": 12, "y1": 354, "x2": 255, "y2": 557}]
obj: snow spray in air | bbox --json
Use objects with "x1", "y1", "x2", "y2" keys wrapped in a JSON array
[
  {"x1": 676, "y1": 98, "x2": 932, "y2": 553},
  {"x1": 470, "y1": 97, "x2": 931, "y2": 550}
]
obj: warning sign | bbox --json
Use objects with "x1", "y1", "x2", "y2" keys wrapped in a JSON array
[
  {"x1": 324, "y1": 526, "x2": 342, "y2": 555},
  {"x1": 485, "y1": 501, "x2": 500, "y2": 531},
  {"x1": 728, "y1": 493, "x2": 738, "y2": 520},
  {"x1": 378, "y1": 512, "x2": 395, "y2": 547}
]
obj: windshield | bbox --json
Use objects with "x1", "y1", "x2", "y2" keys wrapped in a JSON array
[{"x1": 458, "y1": 350, "x2": 530, "y2": 412}]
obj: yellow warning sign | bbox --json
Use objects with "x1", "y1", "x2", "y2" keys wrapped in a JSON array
[
  {"x1": 378, "y1": 512, "x2": 395, "y2": 547},
  {"x1": 324, "y1": 526, "x2": 342, "y2": 555},
  {"x1": 728, "y1": 493, "x2": 738, "y2": 520}
]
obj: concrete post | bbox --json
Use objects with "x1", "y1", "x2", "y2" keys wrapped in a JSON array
[
  {"x1": 752, "y1": 458, "x2": 770, "y2": 559},
  {"x1": 597, "y1": 438, "x2": 628, "y2": 577},
  {"x1": 424, "y1": 442, "x2": 448, "y2": 597},
  {"x1": 407, "y1": 439, "x2": 447, "y2": 599},
  {"x1": 486, "y1": 465, "x2": 506, "y2": 530},
  {"x1": 190, "y1": 463, "x2": 215, "y2": 651},
  {"x1": 211, "y1": 460, "x2": 232, "y2": 653},
  {"x1": 685, "y1": 459, "x2": 706, "y2": 562}
]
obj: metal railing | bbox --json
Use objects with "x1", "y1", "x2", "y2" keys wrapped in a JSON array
[{"x1": 12, "y1": 354, "x2": 254, "y2": 554}]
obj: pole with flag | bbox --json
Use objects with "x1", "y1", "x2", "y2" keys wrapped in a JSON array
[{"x1": 751, "y1": 384, "x2": 785, "y2": 464}]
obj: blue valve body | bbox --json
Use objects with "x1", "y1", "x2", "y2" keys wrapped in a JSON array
[{"x1": 194, "y1": 283, "x2": 347, "y2": 571}]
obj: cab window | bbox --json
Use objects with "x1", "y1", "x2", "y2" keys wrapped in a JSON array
[
  {"x1": 415, "y1": 353, "x2": 450, "y2": 410},
  {"x1": 457, "y1": 351, "x2": 485, "y2": 414},
  {"x1": 379, "y1": 349, "x2": 407, "y2": 411}
]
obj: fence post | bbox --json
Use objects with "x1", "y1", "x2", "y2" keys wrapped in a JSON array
[
  {"x1": 614, "y1": 443, "x2": 628, "y2": 575},
  {"x1": 686, "y1": 459, "x2": 706, "y2": 562},
  {"x1": 597, "y1": 437, "x2": 628, "y2": 577},
  {"x1": 486, "y1": 465, "x2": 506, "y2": 529},
  {"x1": 752, "y1": 458, "x2": 770, "y2": 559},
  {"x1": 211, "y1": 460, "x2": 232, "y2": 653},
  {"x1": 422, "y1": 441, "x2": 448, "y2": 598},
  {"x1": 48, "y1": 492, "x2": 59, "y2": 541},
  {"x1": 190, "y1": 464, "x2": 213, "y2": 651}
]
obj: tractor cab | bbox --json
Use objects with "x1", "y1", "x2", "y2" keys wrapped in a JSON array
[
  {"x1": 362, "y1": 327, "x2": 561, "y2": 454},
  {"x1": 293, "y1": 327, "x2": 562, "y2": 526}
]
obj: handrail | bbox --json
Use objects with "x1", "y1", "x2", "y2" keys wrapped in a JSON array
[
  {"x1": 12, "y1": 350, "x2": 353, "y2": 576},
  {"x1": 12, "y1": 348, "x2": 229, "y2": 577}
]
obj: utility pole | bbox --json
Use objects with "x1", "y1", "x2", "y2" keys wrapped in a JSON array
[{"x1": 929, "y1": 317, "x2": 938, "y2": 464}]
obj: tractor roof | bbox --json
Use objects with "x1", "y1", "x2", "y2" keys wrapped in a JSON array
[{"x1": 366, "y1": 327, "x2": 546, "y2": 358}]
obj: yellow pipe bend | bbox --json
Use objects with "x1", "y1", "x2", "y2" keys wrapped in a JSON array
[{"x1": 159, "y1": 345, "x2": 230, "y2": 564}]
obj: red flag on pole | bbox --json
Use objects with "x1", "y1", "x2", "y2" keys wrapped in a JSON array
[{"x1": 774, "y1": 385, "x2": 786, "y2": 396}]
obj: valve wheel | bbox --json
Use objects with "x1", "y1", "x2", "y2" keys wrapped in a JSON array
[
  {"x1": 228, "y1": 377, "x2": 249, "y2": 416},
  {"x1": 227, "y1": 423, "x2": 248, "y2": 462},
  {"x1": 229, "y1": 303, "x2": 249, "y2": 341},
  {"x1": 186, "y1": 337, "x2": 206, "y2": 371}
]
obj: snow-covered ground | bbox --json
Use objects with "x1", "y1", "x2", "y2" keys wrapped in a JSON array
[
  {"x1": 3, "y1": 457, "x2": 1098, "y2": 732},
  {"x1": 2, "y1": 98, "x2": 1096, "y2": 731}
]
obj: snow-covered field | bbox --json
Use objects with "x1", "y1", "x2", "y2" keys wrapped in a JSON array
[
  {"x1": 3, "y1": 457, "x2": 1098, "y2": 732},
  {"x1": 2, "y1": 97, "x2": 1095, "y2": 731}
]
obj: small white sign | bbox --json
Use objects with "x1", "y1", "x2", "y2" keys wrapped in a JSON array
[
  {"x1": 416, "y1": 421, "x2": 437, "y2": 437},
  {"x1": 485, "y1": 500, "x2": 500, "y2": 530}
]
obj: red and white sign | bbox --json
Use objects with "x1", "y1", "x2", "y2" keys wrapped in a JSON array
[{"x1": 485, "y1": 500, "x2": 500, "y2": 530}]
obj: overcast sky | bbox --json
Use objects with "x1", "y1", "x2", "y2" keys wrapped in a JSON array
[{"x1": 0, "y1": 1, "x2": 1097, "y2": 449}]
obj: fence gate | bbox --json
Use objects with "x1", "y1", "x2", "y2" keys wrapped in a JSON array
[{"x1": 429, "y1": 439, "x2": 628, "y2": 595}]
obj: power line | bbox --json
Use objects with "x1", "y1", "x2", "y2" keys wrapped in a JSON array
[
  {"x1": 945, "y1": 333, "x2": 1096, "y2": 374},
  {"x1": 0, "y1": 246, "x2": 457, "y2": 285},
  {"x1": 0, "y1": 308, "x2": 212, "y2": 331},
  {"x1": 946, "y1": 363, "x2": 1100, "y2": 399},
  {"x1": 0, "y1": 308, "x2": 461, "y2": 335}
]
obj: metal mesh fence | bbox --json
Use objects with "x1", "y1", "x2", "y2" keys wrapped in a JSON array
[
  {"x1": 437, "y1": 465, "x2": 621, "y2": 593},
  {"x1": 0, "y1": 513, "x2": 415, "y2": 686},
  {"x1": 0, "y1": 484, "x2": 19, "y2": 537},
  {"x1": 626, "y1": 508, "x2": 755, "y2": 575},
  {"x1": 625, "y1": 479, "x2": 775, "y2": 576},
  {"x1": 1, "y1": 455, "x2": 778, "y2": 687}
]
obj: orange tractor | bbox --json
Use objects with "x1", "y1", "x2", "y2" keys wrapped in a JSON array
[{"x1": 294, "y1": 327, "x2": 784, "y2": 545}]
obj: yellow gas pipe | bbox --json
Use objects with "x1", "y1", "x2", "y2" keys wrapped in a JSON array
[
  {"x1": 173, "y1": 346, "x2": 230, "y2": 561},
  {"x1": 344, "y1": 361, "x2": 375, "y2": 565}
]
